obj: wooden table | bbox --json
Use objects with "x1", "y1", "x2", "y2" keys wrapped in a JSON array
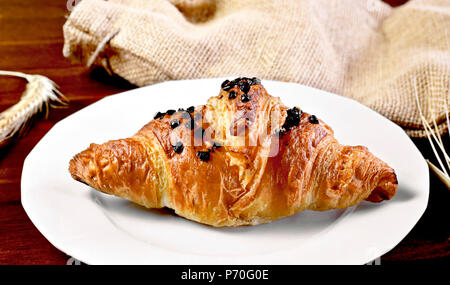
[{"x1": 0, "y1": 0, "x2": 448, "y2": 265}]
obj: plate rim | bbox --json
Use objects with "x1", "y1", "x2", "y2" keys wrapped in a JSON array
[{"x1": 21, "y1": 78, "x2": 429, "y2": 265}]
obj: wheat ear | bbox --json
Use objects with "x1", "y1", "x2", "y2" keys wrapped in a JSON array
[
  {"x1": 0, "y1": 71, "x2": 68, "y2": 147},
  {"x1": 413, "y1": 78, "x2": 450, "y2": 189}
]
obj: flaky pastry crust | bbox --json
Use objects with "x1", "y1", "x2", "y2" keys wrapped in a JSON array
[{"x1": 69, "y1": 78, "x2": 397, "y2": 227}]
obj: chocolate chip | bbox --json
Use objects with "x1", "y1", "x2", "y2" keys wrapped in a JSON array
[
  {"x1": 177, "y1": 108, "x2": 185, "y2": 112},
  {"x1": 287, "y1": 107, "x2": 302, "y2": 123},
  {"x1": 172, "y1": 142, "x2": 184, "y2": 153},
  {"x1": 238, "y1": 81, "x2": 250, "y2": 93},
  {"x1": 154, "y1": 112, "x2": 165, "y2": 120},
  {"x1": 290, "y1": 107, "x2": 302, "y2": 117},
  {"x1": 223, "y1": 85, "x2": 233, "y2": 91},
  {"x1": 250, "y1": 77, "x2": 261, "y2": 85},
  {"x1": 309, "y1": 115, "x2": 319, "y2": 124},
  {"x1": 282, "y1": 107, "x2": 302, "y2": 131},
  {"x1": 187, "y1": 106, "x2": 195, "y2": 113},
  {"x1": 241, "y1": 93, "x2": 251, "y2": 102},
  {"x1": 166, "y1": 109, "x2": 176, "y2": 115},
  {"x1": 228, "y1": 91, "x2": 237, "y2": 99},
  {"x1": 221, "y1": 80, "x2": 232, "y2": 91},
  {"x1": 170, "y1": 119, "x2": 180, "y2": 129},
  {"x1": 197, "y1": 151, "x2": 210, "y2": 162}
]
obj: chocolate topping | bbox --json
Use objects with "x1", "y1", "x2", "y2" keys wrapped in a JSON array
[
  {"x1": 166, "y1": 109, "x2": 176, "y2": 115},
  {"x1": 153, "y1": 112, "x2": 165, "y2": 120},
  {"x1": 170, "y1": 119, "x2": 180, "y2": 129},
  {"x1": 172, "y1": 142, "x2": 184, "y2": 153},
  {"x1": 238, "y1": 81, "x2": 250, "y2": 93},
  {"x1": 282, "y1": 107, "x2": 302, "y2": 131},
  {"x1": 197, "y1": 151, "x2": 210, "y2": 162},
  {"x1": 309, "y1": 115, "x2": 319, "y2": 124},
  {"x1": 241, "y1": 93, "x2": 251, "y2": 102}
]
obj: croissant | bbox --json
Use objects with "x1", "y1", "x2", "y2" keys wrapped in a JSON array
[{"x1": 69, "y1": 77, "x2": 397, "y2": 227}]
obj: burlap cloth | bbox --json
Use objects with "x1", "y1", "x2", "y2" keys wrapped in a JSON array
[{"x1": 63, "y1": 0, "x2": 450, "y2": 137}]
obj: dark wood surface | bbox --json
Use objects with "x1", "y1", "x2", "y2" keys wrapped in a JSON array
[{"x1": 0, "y1": 0, "x2": 448, "y2": 265}]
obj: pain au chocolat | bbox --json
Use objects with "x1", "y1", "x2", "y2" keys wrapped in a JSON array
[{"x1": 69, "y1": 77, "x2": 397, "y2": 227}]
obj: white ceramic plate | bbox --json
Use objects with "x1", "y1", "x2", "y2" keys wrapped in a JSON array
[{"x1": 21, "y1": 78, "x2": 428, "y2": 265}]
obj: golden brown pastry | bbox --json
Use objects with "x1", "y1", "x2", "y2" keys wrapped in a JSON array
[{"x1": 69, "y1": 77, "x2": 397, "y2": 227}]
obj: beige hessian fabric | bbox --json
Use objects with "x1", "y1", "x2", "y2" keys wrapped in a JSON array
[{"x1": 63, "y1": 0, "x2": 450, "y2": 137}]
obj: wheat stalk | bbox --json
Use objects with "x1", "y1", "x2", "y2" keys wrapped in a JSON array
[
  {"x1": 413, "y1": 78, "x2": 450, "y2": 189},
  {"x1": 0, "y1": 71, "x2": 68, "y2": 147}
]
